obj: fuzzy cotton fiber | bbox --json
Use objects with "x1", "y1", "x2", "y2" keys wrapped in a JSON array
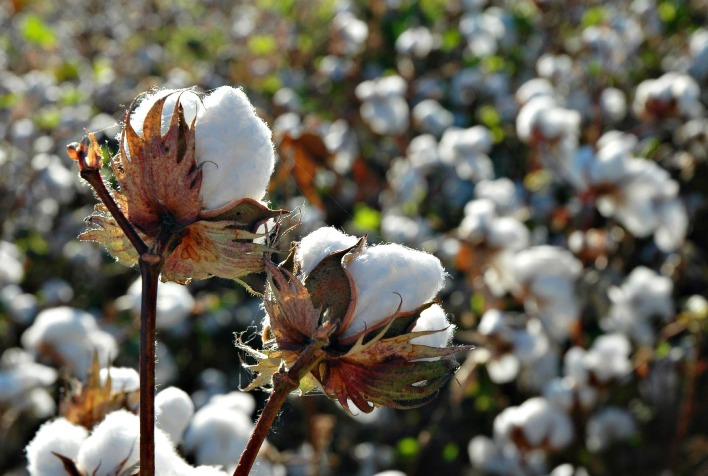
[{"x1": 127, "y1": 86, "x2": 275, "y2": 211}]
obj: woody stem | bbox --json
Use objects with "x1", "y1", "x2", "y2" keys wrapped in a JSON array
[
  {"x1": 233, "y1": 331, "x2": 330, "y2": 476},
  {"x1": 79, "y1": 166, "x2": 160, "y2": 476}
]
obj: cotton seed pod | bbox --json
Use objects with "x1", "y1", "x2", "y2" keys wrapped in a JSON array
[
  {"x1": 76, "y1": 87, "x2": 283, "y2": 283},
  {"x1": 242, "y1": 228, "x2": 467, "y2": 414}
]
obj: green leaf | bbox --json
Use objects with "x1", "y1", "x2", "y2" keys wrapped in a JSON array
[
  {"x1": 352, "y1": 204, "x2": 381, "y2": 233},
  {"x1": 397, "y1": 437, "x2": 420, "y2": 458},
  {"x1": 20, "y1": 14, "x2": 57, "y2": 48}
]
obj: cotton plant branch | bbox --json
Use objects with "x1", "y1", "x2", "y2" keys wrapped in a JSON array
[{"x1": 68, "y1": 138, "x2": 164, "y2": 475}]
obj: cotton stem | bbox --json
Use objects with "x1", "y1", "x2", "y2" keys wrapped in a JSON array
[{"x1": 233, "y1": 324, "x2": 333, "y2": 476}]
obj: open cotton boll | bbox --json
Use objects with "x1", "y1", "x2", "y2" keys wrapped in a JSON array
[
  {"x1": 156, "y1": 386, "x2": 194, "y2": 445},
  {"x1": 411, "y1": 304, "x2": 454, "y2": 348},
  {"x1": 26, "y1": 418, "x2": 88, "y2": 476},
  {"x1": 296, "y1": 227, "x2": 358, "y2": 277},
  {"x1": 127, "y1": 87, "x2": 275, "y2": 211},
  {"x1": 344, "y1": 243, "x2": 445, "y2": 339},
  {"x1": 76, "y1": 410, "x2": 141, "y2": 475},
  {"x1": 196, "y1": 87, "x2": 275, "y2": 209},
  {"x1": 21, "y1": 307, "x2": 117, "y2": 378}
]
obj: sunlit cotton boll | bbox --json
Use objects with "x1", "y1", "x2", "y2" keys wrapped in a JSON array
[
  {"x1": 126, "y1": 277, "x2": 195, "y2": 329},
  {"x1": 331, "y1": 11, "x2": 369, "y2": 55},
  {"x1": 355, "y1": 76, "x2": 410, "y2": 135},
  {"x1": 296, "y1": 227, "x2": 446, "y2": 340},
  {"x1": 26, "y1": 418, "x2": 88, "y2": 476},
  {"x1": 0, "y1": 348, "x2": 58, "y2": 410},
  {"x1": 127, "y1": 86, "x2": 275, "y2": 211},
  {"x1": 99, "y1": 366, "x2": 139, "y2": 392},
  {"x1": 633, "y1": 72, "x2": 703, "y2": 119},
  {"x1": 406, "y1": 134, "x2": 440, "y2": 171},
  {"x1": 21, "y1": 307, "x2": 117, "y2": 378},
  {"x1": 600, "y1": 87, "x2": 627, "y2": 123}
]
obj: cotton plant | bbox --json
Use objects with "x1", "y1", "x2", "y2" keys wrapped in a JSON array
[
  {"x1": 237, "y1": 227, "x2": 466, "y2": 473},
  {"x1": 63, "y1": 85, "x2": 282, "y2": 474},
  {"x1": 633, "y1": 72, "x2": 703, "y2": 120}
]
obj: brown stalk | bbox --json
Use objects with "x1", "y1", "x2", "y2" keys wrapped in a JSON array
[{"x1": 73, "y1": 146, "x2": 160, "y2": 475}]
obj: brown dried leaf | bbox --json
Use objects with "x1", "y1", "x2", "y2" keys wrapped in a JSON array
[{"x1": 79, "y1": 202, "x2": 142, "y2": 267}]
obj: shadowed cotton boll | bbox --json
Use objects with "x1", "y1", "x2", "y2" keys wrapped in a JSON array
[
  {"x1": 126, "y1": 278, "x2": 195, "y2": 329},
  {"x1": 331, "y1": 11, "x2": 368, "y2": 55},
  {"x1": 0, "y1": 348, "x2": 58, "y2": 411},
  {"x1": 21, "y1": 307, "x2": 117, "y2": 378},
  {"x1": 586, "y1": 407, "x2": 637, "y2": 452},
  {"x1": 156, "y1": 386, "x2": 194, "y2": 445},
  {"x1": 26, "y1": 418, "x2": 88, "y2": 476},
  {"x1": 468, "y1": 435, "x2": 534, "y2": 475}
]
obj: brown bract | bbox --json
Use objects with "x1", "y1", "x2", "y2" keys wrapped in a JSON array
[
  {"x1": 79, "y1": 96, "x2": 284, "y2": 283},
  {"x1": 241, "y1": 239, "x2": 466, "y2": 414}
]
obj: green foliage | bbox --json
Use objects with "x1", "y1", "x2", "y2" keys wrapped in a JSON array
[{"x1": 20, "y1": 14, "x2": 57, "y2": 48}]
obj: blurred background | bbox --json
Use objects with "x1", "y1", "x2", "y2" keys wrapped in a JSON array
[{"x1": 1, "y1": 0, "x2": 707, "y2": 475}]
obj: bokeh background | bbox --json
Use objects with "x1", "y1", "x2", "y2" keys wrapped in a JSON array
[{"x1": 1, "y1": 0, "x2": 707, "y2": 475}]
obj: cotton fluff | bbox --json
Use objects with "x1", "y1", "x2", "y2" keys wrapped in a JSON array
[
  {"x1": 76, "y1": 410, "x2": 141, "y2": 474},
  {"x1": 128, "y1": 86, "x2": 275, "y2": 211},
  {"x1": 295, "y1": 227, "x2": 359, "y2": 277},
  {"x1": 586, "y1": 407, "x2": 637, "y2": 452},
  {"x1": 26, "y1": 418, "x2": 88, "y2": 476},
  {"x1": 412, "y1": 99, "x2": 453, "y2": 137},
  {"x1": 183, "y1": 392, "x2": 265, "y2": 473},
  {"x1": 494, "y1": 397, "x2": 573, "y2": 451},
  {"x1": 99, "y1": 366, "x2": 139, "y2": 392},
  {"x1": 0, "y1": 348, "x2": 57, "y2": 405},
  {"x1": 155, "y1": 386, "x2": 194, "y2": 445},
  {"x1": 410, "y1": 304, "x2": 455, "y2": 348},
  {"x1": 21, "y1": 306, "x2": 117, "y2": 378},
  {"x1": 0, "y1": 240, "x2": 24, "y2": 285},
  {"x1": 126, "y1": 278, "x2": 195, "y2": 329}
]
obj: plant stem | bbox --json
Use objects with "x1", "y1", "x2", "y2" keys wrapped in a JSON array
[
  {"x1": 79, "y1": 168, "x2": 148, "y2": 256},
  {"x1": 138, "y1": 253, "x2": 162, "y2": 476},
  {"x1": 233, "y1": 326, "x2": 331, "y2": 476}
]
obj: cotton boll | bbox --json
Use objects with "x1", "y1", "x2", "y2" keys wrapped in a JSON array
[
  {"x1": 156, "y1": 386, "x2": 195, "y2": 445},
  {"x1": 26, "y1": 418, "x2": 88, "y2": 476},
  {"x1": 412, "y1": 99, "x2": 453, "y2": 137},
  {"x1": 0, "y1": 240, "x2": 24, "y2": 285},
  {"x1": 407, "y1": 134, "x2": 440, "y2": 171},
  {"x1": 127, "y1": 278, "x2": 195, "y2": 329},
  {"x1": 600, "y1": 87, "x2": 627, "y2": 123},
  {"x1": 99, "y1": 367, "x2": 139, "y2": 392},
  {"x1": 21, "y1": 307, "x2": 117, "y2": 378},
  {"x1": 296, "y1": 227, "x2": 358, "y2": 277},
  {"x1": 196, "y1": 87, "x2": 275, "y2": 209},
  {"x1": 410, "y1": 304, "x2": 454, "y2": 348},
  {"x1": 586, "y1": 407, "x2": 637, "y2": 452},
  {"x1": 76, "y1": 410, "x2": 141, "y2": 475},
  {"x1": 344, "y1": 243, "x2": 445, "y2": 338},
  {"x1": 182, "y1": 394, "x2": 256, "y2": 472}
]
